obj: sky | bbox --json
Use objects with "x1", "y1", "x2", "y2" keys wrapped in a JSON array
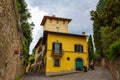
[{"x1": 25, "y1": 0, "x2": 99, "y2": 54}]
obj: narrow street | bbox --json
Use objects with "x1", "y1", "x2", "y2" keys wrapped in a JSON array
[{"x1": 25, "y1": 66, "x2": 114, "y2": 80}]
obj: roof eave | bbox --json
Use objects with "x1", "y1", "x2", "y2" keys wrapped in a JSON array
[{"x1": 40, "y1": 16, "x2": 72, "y2": 26}]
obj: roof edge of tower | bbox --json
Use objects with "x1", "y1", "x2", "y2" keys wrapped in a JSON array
[{"x1": 40, "y1": 15, "x2": 72, "y2": 26}]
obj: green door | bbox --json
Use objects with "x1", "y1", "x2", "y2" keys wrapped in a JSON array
[{"x1": 75, "y1": 58, "x2": 83, "y2": 71}]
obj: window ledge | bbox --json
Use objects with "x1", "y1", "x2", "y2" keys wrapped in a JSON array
[{"x1": 51, "y1": 53, "x2": 63, "y2": 57}]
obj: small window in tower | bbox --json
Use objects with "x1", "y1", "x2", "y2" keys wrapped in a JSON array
[
  {"x1": 63, "y1": 21, "x2": 65, "y2": 24},
  {"x1": 57, "y1": 20, "x2": 59, "y2": 24},
  {"x1": 50, "y1": 19, "x2": 52, "y2": 23},
  {"x1": 56, "y1": 27, "x2": 59, "y2": 32}
]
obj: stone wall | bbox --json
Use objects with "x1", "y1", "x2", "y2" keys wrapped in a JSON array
[
  {"x1": 0, "y1": 0, "x2": 24, "y2": 80},
  {"x1": 106, "y1": 59, "x2": 120, "y2": 80}
]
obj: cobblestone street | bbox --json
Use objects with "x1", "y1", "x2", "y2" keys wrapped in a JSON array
[{"x1": 25, "y1": 66, "x2": 114, "y2": 80}]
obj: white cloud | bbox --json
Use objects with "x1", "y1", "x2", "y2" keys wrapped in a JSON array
[
  {"x1": 26, "y1": 5, "x2": 47, "y2": 54},
  {"x1": 25, "y1": 0, "x2": 99, "y2": 54}
]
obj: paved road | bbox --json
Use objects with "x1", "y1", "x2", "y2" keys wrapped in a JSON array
[{"x1": 25, "y1": 66, "x2": 114, "y2": 80}]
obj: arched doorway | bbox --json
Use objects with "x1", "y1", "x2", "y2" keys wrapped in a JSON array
[{"x1": 75, "y1": 58, "x2": 83, "y2": 71}]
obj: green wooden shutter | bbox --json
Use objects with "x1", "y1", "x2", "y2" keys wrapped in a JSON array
[
  {"x1": 52, "y1": 43, "x2": 55, "y2": 53},
  {"x1": 60, "y1": 43, "x2": 62, "y2": 54}
]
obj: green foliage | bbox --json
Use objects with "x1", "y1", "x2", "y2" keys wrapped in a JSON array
[
  {"x1": 38, "y1": 47, "x2": 42, "y2": 53},
  {"x1": 100, "y1": 26, "x2": 112, "y2": 55},
  {"x1": 22, "y1": 22, "x2": 32, "y2": 45},
  {"x1": 29, "y1": 55, "x2": 35, "y2": 64},
  {"x1": 16, "y1": 0, "x2": 31, "y2": 23},
  {"x1": 88, "y1": 35, "x2": 94, "y2": 62},
  {"x1": 15, "y1": 75, "x2": 23, "y2": 80},
  {"x1": 90, "y1": 0, "x2": 120, "y2": 59},
  {"x1": 17, "y1": 0, "x2": 29, "y2": 14},
  {"x1": 16, "y1": 0, "x2": 32, "y2": 66},
  {"x1": 16, "y1": 1, "x2": 21, "y2": 12},
  {"x1": 93, "y1": 51, "x2": 101, "y2": 61},
  {"x1": 90, "y1": 11, "x2": 104, "y2": 57},
  {"x1": 32, "y1": 48, "x2": 36, "y2": 54},
  {"x1": 23, "y1": 38, "x2": 29, "y2": 66},
  {"x1": 107, "y1": 41, "x2": 120, "y2": 60}
]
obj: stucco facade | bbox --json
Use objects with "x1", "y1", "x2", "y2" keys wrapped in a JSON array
[{"x1": 44, "y1": 31, "x2": 88, "y2": 76}]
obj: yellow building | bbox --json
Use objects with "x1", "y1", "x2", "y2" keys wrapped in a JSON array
[{"x1": 34, "y1": 15, "x2": 88, "y2": 76}]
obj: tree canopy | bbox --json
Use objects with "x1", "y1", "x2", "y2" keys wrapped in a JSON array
[
  {"x1": 90, "y1": 0, "x2": 120, "y2": 60},
  {"x1": 88, "y1": 35, "x2": 94, "y2": 62}
]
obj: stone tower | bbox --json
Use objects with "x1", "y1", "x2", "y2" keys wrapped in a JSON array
[{"x1": 40, "y1": 15, "x2": 72, "y2": 33}]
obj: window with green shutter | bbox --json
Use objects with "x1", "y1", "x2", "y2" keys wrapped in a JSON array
[{"x1": 74, "y1": 44, "x2": 83, "y2": 53}]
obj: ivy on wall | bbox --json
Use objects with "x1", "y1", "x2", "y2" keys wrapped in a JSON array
[{"x1": 16, "y1": 0, "x2": 32, "y2": 66}]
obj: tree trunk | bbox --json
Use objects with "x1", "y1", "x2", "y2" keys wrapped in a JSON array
[{"x1": 101, "y1": 58, "x2": 106, "y2": 67}]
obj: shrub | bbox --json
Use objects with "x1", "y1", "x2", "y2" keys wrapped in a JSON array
[{"x1": 108, "y1": 41, "x2": 120, "y2": 60}]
